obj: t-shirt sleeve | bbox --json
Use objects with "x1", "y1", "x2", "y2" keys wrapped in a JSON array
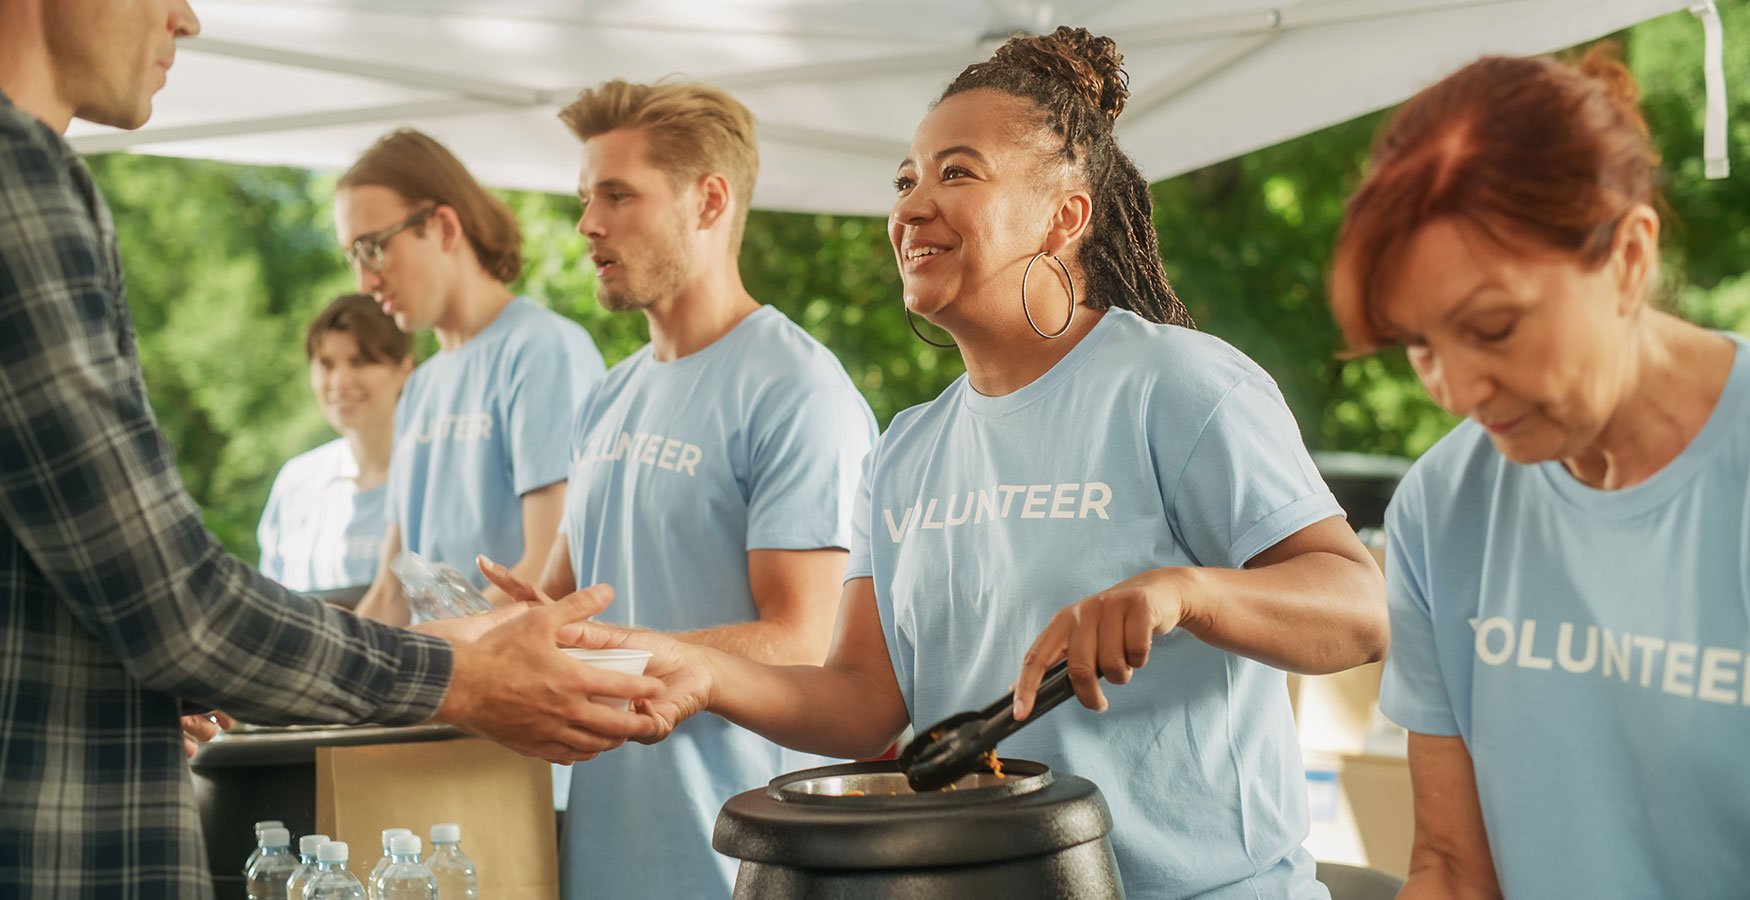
[
  {"x1": 505, "y1": 325, "x2": 600, "y2": 497},
  {"x1": 744, "y1": 375, "x2": 877, "y2": 552},
  {"x1": 844, "y1": 441, "x2": 879, "y2": 581},
  {"x1": 1162, "y1": 373, "x2": 1345, "y2": 568},
  {"x1": 1377, "y1": 478, "x2": 1462, "y2": 736},
  {"x1": 386, "y1": 386, "x2": 412, "y2": 528}
]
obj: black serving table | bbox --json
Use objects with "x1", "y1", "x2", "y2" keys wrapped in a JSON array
[{"x1": 191, "y1": 723, "x2": 464, "y2": 899}]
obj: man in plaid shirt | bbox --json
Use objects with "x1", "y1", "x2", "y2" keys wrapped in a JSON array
[{"x1": 0, "y1": 2, "x2": 661, "y2": 897}]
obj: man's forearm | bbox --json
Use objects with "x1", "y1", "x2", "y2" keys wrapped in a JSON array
[
  {"x1": 675, "y1": 619, "x2": 833, "y2": 667},
  {"x1": 355, "y1": 577, "x2": 411, "y2": 626}
]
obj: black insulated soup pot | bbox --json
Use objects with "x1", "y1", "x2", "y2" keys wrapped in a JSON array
[{"x1": 713, "y1": 758, "x2": 1125, "y2": 899}]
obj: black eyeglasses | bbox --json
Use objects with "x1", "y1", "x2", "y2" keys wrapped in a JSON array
[{"x1": 344, "y1": 206, "x2": 437, "y2": 274}]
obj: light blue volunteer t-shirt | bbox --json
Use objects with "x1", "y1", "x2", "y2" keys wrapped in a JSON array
[
  {"x1": 562, "y1": 305, "x2": 876, "y2": 900},
  {"x1": 389, "y1": 297, "x2": 603, "y2": 591},
  {"x1": 1378, "y1": 333, "x2": 1750, "y2": 899},
  {"x1": 849, "y1": 309, "x2": 1340, "y2": 900},
  {"x1": 257, "y1": 438, "x2": 385, "y2": 592}
]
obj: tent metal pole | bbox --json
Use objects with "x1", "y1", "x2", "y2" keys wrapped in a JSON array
[
  {"x1": 1117, "y1": 0, "x2": 1517, "y2": 47},
  {"x1": 203, "y1": 0, "x2": 927, "y2": 44},
  {"x1": 708, "y1": 45, "x2": 988, "y2": 92},
  {"x1": 67, "y1": 98, "x2": 504, "y2": 154},
  {"x1": 761, "y1": 123, "x2": 910, "y2": 160},
  {"x1": 1113, "y1": 0, "x2": 1511, "y2": 124},
  {"x1": 669, "y1": 0, "x2": 1514, "y2": 93},
  {"x1": 183, "y1": 36, "x2": 553, "y2": 106},
  {"x1": 1120, "y1": 33, "x2": 1279, "y2": 122}
]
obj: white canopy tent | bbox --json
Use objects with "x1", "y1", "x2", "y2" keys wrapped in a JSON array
[{"x1": 67, "y1": 0, "x2": 1724, "y2": 216}]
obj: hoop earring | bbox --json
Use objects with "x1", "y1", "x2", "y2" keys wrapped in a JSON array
[
  {"x1": 906, "y1": 308, "x2": 956, "y2": 348},
  {"x1": 1022, "y1": 252, "x2": 1076, "y2": 339}
]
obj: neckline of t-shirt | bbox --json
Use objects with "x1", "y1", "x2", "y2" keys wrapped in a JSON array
[
  {"x1": 1534, "y1": 331, "x2": 1747, "y2": 518},
  {"x1": 315, "y1": 440, "x2": 387, "y2": 496},
  {"x1": 348, "y1": 480, "x2": 388, "y2": 498},
  {"x1": 639, "y1": 305, "x2": 778, "y2": 371},
  {"x1": 959, "y1": 308, "x2": 1121, "y2": 417},
  {"x1": 428, "y1": 296, "x2": 534, "y2": 365}
]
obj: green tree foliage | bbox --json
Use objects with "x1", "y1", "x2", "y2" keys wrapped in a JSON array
[{"x1": 87, "y1": 6, "x2": 1748, "y2": 559}]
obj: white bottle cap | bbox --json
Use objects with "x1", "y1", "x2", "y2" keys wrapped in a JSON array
[
  {"x1": 430, "y1": 823, "x2": 461, "y2": 844},
  {"x1": 253, "y1": 820, "x2": 284, "y2": 832},
  {"x1": 299, "y1": 834, "x2": 330, "y2": 855},
  {"x1": 260, "y1": 827, "x2": 291, "y2": 848},
  {"x1": 389, "y1": 834, "x2": 422, "y2": 856},
  {"x1": 317, "y1": 842, "x2": 349, "y2": 864},
  {"x1": 380, "y1": 827, "x2": 413, "y2": 850}
]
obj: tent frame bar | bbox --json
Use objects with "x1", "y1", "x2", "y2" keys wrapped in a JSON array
[
  {"x1": 186, "y1": 37, "x2": 554, "y2": 106},
  {"x1": 67, "y1": 0, "x2": 1599, "y2": 158},
  {"x1": 70, "y1": 99, "x2": 502, "y2": 154}
]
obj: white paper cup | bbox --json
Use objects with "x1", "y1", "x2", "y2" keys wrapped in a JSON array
[
  {"x1": 561, "y1": 647, "x2": 652, "y2": 676},
  {"x1": 561, "y1": 648, "x2": 653, "y2": 709}
]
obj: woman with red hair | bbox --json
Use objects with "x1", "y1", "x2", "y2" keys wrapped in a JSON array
[{"x1": 1331, "y1": 47, "x2": 1749, "y2": 898}]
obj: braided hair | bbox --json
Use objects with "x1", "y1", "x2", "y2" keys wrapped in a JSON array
[{"x1": 940, "y1": 26, "x2": 1192, "y2": 328}]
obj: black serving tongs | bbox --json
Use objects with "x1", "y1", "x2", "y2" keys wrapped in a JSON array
[{"x1": 899, "y1": 659, "x2": 1077, "y2": 792}]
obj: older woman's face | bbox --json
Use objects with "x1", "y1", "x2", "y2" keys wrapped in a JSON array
[
  {"x1": 1378, "y1": 218, "x2": 1645, "y2": 464},
  {"x1": 888, "y1": 89, "x2": 1063, "y2": 321}
]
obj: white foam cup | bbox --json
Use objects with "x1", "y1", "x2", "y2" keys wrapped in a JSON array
[{"x1": 561, "y1": 647, "x2": 654, "y2": 709}]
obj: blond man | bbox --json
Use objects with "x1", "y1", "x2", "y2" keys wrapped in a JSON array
[{"x1": 528, "y1": 81, "x2": 876, "y2": 898}]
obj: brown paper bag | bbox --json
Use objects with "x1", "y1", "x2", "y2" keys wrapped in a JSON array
[{"x1": 316, "y1": 736, "x2": 558, "y2": 900}]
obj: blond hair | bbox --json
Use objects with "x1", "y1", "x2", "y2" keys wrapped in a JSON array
[
  {"x1": 559, "y1": 80, "x2": 759, "y2": 251},
  {"x1": 339, "y1": 129, "x2": 524, "y2": 284}
]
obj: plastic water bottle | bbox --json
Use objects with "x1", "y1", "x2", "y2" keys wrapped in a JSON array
[
  {"x1": 392, "y1": 551, "x2": 493, "y2": 620},
  {"x1": 243, "y1": 820, "x2": 285, "y2": 877},
  {"x1": 368, "y1": 828, "x2": 413, "y2": 895},
  {"x1": 245, "y1": 827, "x2": 296, "y2": 899},
  {"x1": 305, "y1": 841, "x2": 366, "y2": 900},
  {"x1": 423, "y1": 823, "x2": 478, "y2": 900},
  {"x1": 375, "y1": 834, "x2": 437, "y2": 900},
  {"x1": 286, "y1": 833, "x2": 329, "y2": 900}
]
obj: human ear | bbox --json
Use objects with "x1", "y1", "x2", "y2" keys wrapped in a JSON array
[
  {"x1": 697, "y1": 172, "x2": 733, "y2": 231},
  {"x1": 1610, "y1": 203, "x2": 1660, "y2": 316},
  {"x1": 434, "y1": 205, "x2": 465, "y2": 254},
  {"x1": 1043, "y1": 190, "x2": 1093, "y2": 256}
]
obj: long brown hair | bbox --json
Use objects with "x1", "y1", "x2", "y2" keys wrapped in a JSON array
[
  {"x1": 339, "y1": 129, "x2": 525, "y2": 284},
  {"x1": 1330, "y1": 45, "x2": 1660, "y2": 352}
]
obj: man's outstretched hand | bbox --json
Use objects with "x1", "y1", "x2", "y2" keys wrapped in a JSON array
[{"x1": 428, "y1": 583, "x2": 666, "y2": 764}]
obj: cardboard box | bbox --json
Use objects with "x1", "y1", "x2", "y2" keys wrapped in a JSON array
[
  {"x1": 1288, "y1": 539, "x2": 1414, "y2": 879},
  {"x1": 1288, "y1": 661, "x2": 1388, "y2": 755},
  {"x1": 1302, "y1": 751, "x2": 1414, "y2": 879},
  {"x1": 316, "y1": 736, "x2": 558, "y2": 899}
]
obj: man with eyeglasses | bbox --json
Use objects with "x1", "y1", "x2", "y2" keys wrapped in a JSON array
[
  {"x1": 0, "y1": 3, "x2": 654, "y2": 897},
  {"x1": 336, "y1": 129, "x2": 606, "y2": 626}
]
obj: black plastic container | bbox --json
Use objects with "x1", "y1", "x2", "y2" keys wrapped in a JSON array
[{"x1": 714, "y1": 758, "x2": 1124, "y2": 899}]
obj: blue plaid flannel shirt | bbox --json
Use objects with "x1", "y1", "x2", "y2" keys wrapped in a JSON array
[{"x1": 0, "y1": 92, "x2": 455, "y2": 898}]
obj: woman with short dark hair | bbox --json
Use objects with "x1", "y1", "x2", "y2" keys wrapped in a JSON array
[{"x1": 257, "y1": 293, "x2": 411, "y2": 593}]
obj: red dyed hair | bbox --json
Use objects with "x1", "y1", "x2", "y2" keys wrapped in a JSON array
[{"x1": 1329, "y1": 44, "x2": 1660, "y2": 353}]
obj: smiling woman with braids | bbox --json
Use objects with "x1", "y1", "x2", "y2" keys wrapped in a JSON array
[{"x1": 490, "y1": 27, "x2": 1385, "y2": 898}]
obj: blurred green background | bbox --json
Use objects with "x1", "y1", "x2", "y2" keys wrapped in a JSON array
[{"x1": 91, "y1": 7, "x2": 1750, "y2": 561}]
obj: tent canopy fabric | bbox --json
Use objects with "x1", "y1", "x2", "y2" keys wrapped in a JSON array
[{"x1": 67, "y1": 0, "x2": 1698, "y2": 216}]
